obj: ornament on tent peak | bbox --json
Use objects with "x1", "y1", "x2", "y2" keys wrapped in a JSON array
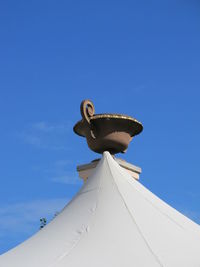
[{"x1": 73, "y1": 99, "x2": 143, "y2": 155}]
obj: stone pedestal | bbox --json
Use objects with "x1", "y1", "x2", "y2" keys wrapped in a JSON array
[{"x1": 77, "y1": 158, "x2": 141, "y2": 182}]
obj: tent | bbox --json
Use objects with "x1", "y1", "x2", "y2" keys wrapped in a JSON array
[{"x1": 1, "y1": 151, "x2": 200, "y2": 267}]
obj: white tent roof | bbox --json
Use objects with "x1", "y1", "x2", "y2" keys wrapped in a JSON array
[{"x1": 1, "y1": 152, "x2": 200, "y2": 266}]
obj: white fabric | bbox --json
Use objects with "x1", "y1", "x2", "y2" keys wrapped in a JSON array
[{"x1": 1, "y1": 152, "x2": 200, "y2": 267}]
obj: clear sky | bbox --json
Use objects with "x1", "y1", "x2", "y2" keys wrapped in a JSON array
[{"x1": 0, "y1": 0, "x2": 200, "y2": 255}]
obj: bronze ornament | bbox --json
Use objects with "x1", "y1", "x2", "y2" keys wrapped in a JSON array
[{"x1": 73, "y1": 100, "x2": 143, "y2": 154}]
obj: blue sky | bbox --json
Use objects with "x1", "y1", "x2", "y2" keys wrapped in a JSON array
[{"x1": 0, "y1": 0, "x2": 200, "y2": 254}]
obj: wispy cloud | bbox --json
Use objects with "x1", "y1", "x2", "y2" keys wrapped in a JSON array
[
  {"x1": 132, "y1": 85, "x2": 146, "y2": 93},
  {"x1": 175, "y1": 192, "x2": 200, "y2": 225},
  {"x1": 54, "y1": 159, "x2": 72, "y2": 167},
  {"x1": 31, "y1": 122, "x2": 69, "y2": 133},
  {"x1": 185, "y1": 191, "x2": 200, "y2": 199},
  {"x1": 174, "y1": 202, "x2": 200, "y2": 225},
  {"x1": 0, "y1": 198, "x2": 68, "y2": 238},
  {"x1": 17, "y1": 121, "x2": 72, "y2": 150},
  {"x1": 51, "y1": 174, "x2": 81, "y2": 185},
  {"x1": 44, "y1": 159, "x2": 82, "y2": 186},
  {"x1": 180, "y1": 209, "x2": 200, "y2": 224}
]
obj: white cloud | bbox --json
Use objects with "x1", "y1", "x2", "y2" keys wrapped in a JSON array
[
  {"x1": 180, "y1": 209, "x2": 200, "y2": 224},
  {"x1": 132, "y1": 85, "x2": 146, "y2": 93},
  {"x1": 55, "y1": 159, "x2": 72, "y2": 167},
  {"x1": 51, "y1": 174, "x2": 81, "y2": 185},
  {"x1": 31, "y1": 122, "x2": 70, "y2": 133},
  {"x1": 0, "y1": 198, "x2": 68, "y2": 238},
  {"x1": 23, "y1": 134, "x2": 42, "y2": 147},
  {"x1": 43, "y1": 159, "x2": 82, "y2": 185},
  {"x1": 18, "y1": 121, "x2": 72, "y2": 150}
]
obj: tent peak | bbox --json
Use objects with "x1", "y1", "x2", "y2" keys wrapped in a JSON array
[{"x1": 77, "y1": 151, "x2": 142, "y2": 182}]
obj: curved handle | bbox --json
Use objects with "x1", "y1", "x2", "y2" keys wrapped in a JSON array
[
  {"x1": 80, "y1": 100, "x2": 96, "y2": 139},
  {"x1": 80, "y1": 100, "x2": 95, "y2": 124}
]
